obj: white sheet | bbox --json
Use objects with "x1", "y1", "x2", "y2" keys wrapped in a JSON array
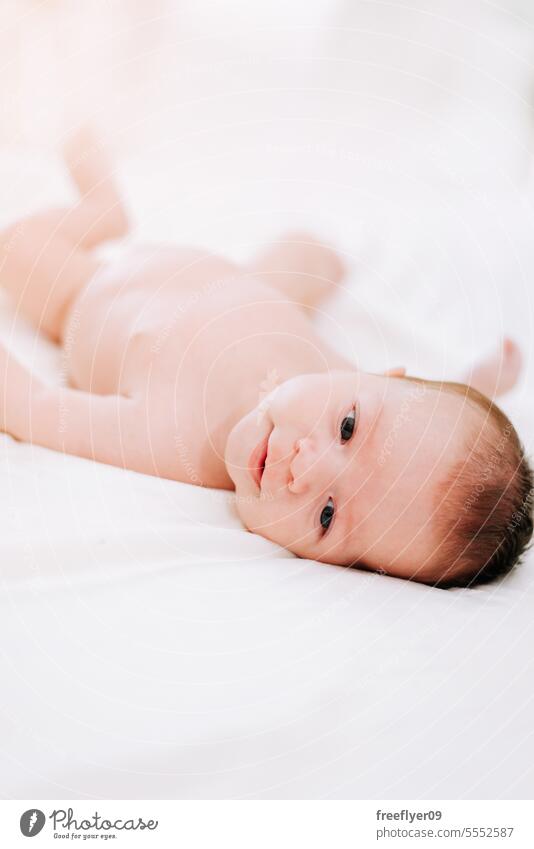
[{"x1": 1, "y1": 2, "x2": 534, "y2": 799}]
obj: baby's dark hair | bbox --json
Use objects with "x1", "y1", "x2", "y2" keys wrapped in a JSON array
[{"x1": 405, "y1": 377, "x2": 533, "y2": 588}]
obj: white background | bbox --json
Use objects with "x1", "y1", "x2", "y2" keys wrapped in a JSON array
[{"x1": 0, "y1": 0, "x2": 533, "y2": 801}]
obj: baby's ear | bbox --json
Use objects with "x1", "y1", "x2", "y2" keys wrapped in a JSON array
[{"x1": 383, "y1": 366, "x2": 406, "y2": 377}]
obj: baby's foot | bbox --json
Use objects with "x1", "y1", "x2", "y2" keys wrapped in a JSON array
[
  {"x1": 62, "y1": 126, "x2": 129, "y2": 238},
  {"x1": 467, "y1": 337, "x2": 522, "y2": 398}
]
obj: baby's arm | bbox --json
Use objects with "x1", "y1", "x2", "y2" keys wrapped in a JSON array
[
  {"x1": 248, "y1": 231, "x2": 346, "y2": 310},
  {"x1": 0, "y1": 345, "x2": 150, "y2": 474}
]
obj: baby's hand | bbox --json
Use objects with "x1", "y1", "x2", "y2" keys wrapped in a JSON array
[
  {"x1": 250, "y1": 230, "x2": 346, "y2": 310},
  {"x1": 283, "y1": 230, "x2": 346, "y2": 304},
  {"x1": 466, "y1": 337, "x2": 522, "y2": 399},
  {"x1": 0, "y1": 343, "x2": 43, "y2": 440}
]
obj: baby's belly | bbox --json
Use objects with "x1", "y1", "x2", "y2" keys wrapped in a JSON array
[{"x1": 61, "y1": 246, "x2": 237, "y2": 395}]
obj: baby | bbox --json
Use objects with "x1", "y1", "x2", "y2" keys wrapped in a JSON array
[{"x1": 1, "y1": 132, "x2": 532, "y2": 587}]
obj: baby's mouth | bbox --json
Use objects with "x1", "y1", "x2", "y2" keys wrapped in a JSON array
[{"x1": 248, "y1": 426, "x2": 272, "y2": 490}]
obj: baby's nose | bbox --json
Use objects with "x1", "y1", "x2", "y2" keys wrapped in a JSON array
[{"x1": 288, "y1": 437, "x2": 317, "y2": 494}]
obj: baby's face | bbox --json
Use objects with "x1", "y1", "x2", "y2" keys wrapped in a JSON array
[{"x1": 224, "y1": 370, "x2": 469, "y2": 582}]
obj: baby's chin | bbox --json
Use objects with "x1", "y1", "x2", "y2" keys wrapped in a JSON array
[
  {"x1": 223, "y1": 411, "x2": 260, "y2": 492},
  {"x1": 223, "y1": 421, "x2": 241, "y2": 489}
]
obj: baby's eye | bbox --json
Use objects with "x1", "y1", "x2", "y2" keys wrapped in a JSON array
[
  {"x1": 320, "y1": 497, "x2": 335, "y2": 533},
  {"x1": 340, "y1": 406, "x2": 357, "y2": 442}
]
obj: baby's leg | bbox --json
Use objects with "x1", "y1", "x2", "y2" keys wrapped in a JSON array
[
  {"x1": 0, "y1": 343, "x2": 154, "y2": 474},
  {"x1": 464, "y1": 337, "x2": 522, "y2": 398},
  {"x1": 247, "y1": 231, "x2": 346, "y2": 310},
  {"x1": 0, "y1": 128, "x2": 129, "y2": 342},
  {"x1": 0, "y1": 207, "x2": 104, "y2": 341},
  {"x1": 61, "y1": 125, "x2": 129, "y2": 241}
]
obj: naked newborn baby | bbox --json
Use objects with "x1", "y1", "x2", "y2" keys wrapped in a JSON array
[{"x1": 1, "y1": 133, "x2": 532, "y2": 587}]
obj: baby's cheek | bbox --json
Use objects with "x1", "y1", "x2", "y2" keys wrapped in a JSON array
[
  {"x1": 235, "y1": 495, "x2": 308, "y2": 552},
  {"x1": 234, "y1": 494, "x2": 270, "y2": 533},
  {"x1": 259, "y1": 512, "x2": 303, "y2": 550},
  {"x1": 238, "y1": 500, "x2": 278, "y2": 538}
]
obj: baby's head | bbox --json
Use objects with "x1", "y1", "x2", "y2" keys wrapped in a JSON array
[{"x1": 224, "y1": 370, "x2": 533, "y2": 587}]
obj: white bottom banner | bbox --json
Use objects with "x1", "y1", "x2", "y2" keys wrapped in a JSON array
[{"x1": 1, "y1": 800, "x2": 532, "y2": 847}]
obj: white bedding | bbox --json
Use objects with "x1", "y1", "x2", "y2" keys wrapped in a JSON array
[{"x1": 1, "y1": 1, "x2": 534, "y2": 800}]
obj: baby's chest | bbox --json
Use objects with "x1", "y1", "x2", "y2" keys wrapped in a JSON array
[
  {"x1": 134, "y1": 291, "x2": 306, "y2": 485},
  {"x1": 153, "y1": 286, "x2": 334, "y2": 406}
]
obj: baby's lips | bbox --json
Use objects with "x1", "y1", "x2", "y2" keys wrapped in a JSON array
[{"x1": 248, "y1": 426, "x2": 272, "y2": 490}]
